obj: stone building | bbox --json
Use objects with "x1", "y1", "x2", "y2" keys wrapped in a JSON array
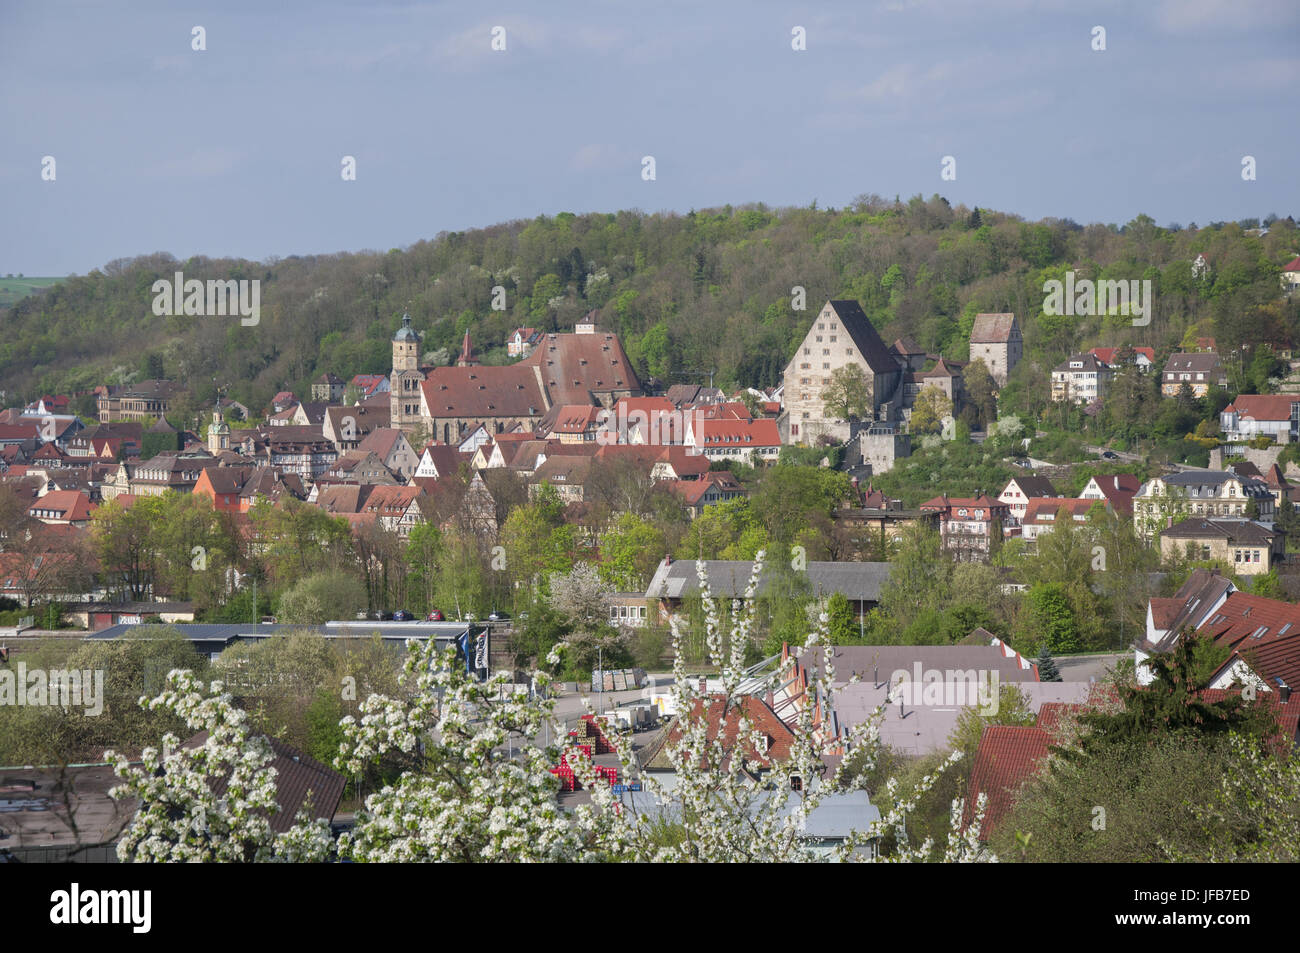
[
  {"x1": 783, "y1": 300, "x2": 903, "y2": 445},
  {"x1": 969, "y1": 314, "x2": 1022, "y2": 386}
]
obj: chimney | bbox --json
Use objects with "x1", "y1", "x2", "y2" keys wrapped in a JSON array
[
  {"x1": 1277, "y1": 678, "x2": 1291, "y2": 703},
  {"x1": 699, "y1": 676, "x2": 707, "y2": 694}
]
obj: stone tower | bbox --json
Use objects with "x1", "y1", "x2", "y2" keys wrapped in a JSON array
[{"x1": 390, "y1": 313, "x2": 424, "y2": 432}]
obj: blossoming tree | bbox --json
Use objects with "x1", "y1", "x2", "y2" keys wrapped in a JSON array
[{"x1": 106, "y1": 555, "x2": 991, "y2": 862}]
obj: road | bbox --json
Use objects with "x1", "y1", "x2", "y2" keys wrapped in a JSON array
[{"x1": 1054, "y1": 652, "x2": 1128, "y2": 683}]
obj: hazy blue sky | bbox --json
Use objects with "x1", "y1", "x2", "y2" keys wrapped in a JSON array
[{"x1": 3, "y1": 0, "x2": 1298, "y2": 275}]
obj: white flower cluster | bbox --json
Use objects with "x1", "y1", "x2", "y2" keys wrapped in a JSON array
[
  {"x1": 106, "y1": 556, "x2": 993, "y2": 863},
  {"x1": 106, "y1": 670, "x2": 333, "y2": 863},
  {"x1": 334, "y1": 639, "x2": 629, "y2": 862}
]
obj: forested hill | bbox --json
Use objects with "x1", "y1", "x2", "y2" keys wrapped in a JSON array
[{"x1": 3, "y1": 196, "x2": 1297, "y2": 418}]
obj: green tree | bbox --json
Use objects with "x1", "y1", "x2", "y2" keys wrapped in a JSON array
[
  {"x1": 277, "y1": 569, "x2": 369, "y2": 624},
  {"x1": 910, "y1": 384, "x2": 952, "y2": 435},
  {"x1": 598, "y1": 512, "x2": 666, "y2": 590},
  {"x1": 1035, "y1": 647, "x2": 1061, "y2": 681},
  {"x1": 821, "y1": 364, "x2": 871, "y2": 421},
  {"x1": 825, "y1": 592, "x2": 858, "y2": 645},
  {"x1": 1016, "y1": 583, "x2": 1079, "y2": 654}
]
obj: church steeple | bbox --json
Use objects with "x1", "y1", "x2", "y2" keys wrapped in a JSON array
[{"x1": 456, "y1": 329, "x2": 479, "y2": 367}]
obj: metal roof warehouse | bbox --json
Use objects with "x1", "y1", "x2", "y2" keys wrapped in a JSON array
[{"x1": 87, "y1": 620, "x2": 480, "y2": 660}]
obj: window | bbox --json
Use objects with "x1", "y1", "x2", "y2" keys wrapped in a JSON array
[
  {"x1": 823, "y1": 348, "x2": 830, "y2": 356},
  {"x1": 823, "y1": 363, "x2": 830, "y2": 370},
  {"x1": 816, "y1": 336, "x2": 823, "y2": 343},
  {"x1": 830, "y1": 336, "x2": 837, "y2": 342},
  {"x1": 790, "y1": 775, "x2": 803, "y2": 792},
  {"x1": 817, "y1": 324, "x2": 825, "y2": 331}
]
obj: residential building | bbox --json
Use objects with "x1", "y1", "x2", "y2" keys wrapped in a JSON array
[
  {"x1": 1158, "y1": 518, "x2": 1280, "y2": 574},
  {"x1": 27, "y1": 489, "x2": 95, "y2": 526},
  {"x1": 323, "y1": 403, "x2": 391, "y2": 453},
  {"x1": 1079, "y1": 473, "x2": 1141, "y2": 515},
  {"x1": 507, "y1": 327, "x2": 541, "y2": 357},
  {"x1": 360, "y1": 485, "x2": 424, "y2": 538},
  {"x1": 965, "y1": 724, "x2": 1052, "y2": 838},
  {"x1": 1133, "y1": 470, "x2": 1274, "y2": 537},
  {"x1": 685, "y1": 415, "x2": 781, "y2": 463},
  {"x1": 1220, "y1": 395, "x2": 1300, "y2": 443},
  {"x1": 1051, "y1": 353, "x2": 1114, "y2": 403},
  {"x1": 356, "y1": 427, "x2": 419, "y2": 480},
  {"x1": 998, "y1": 475, "x2": 1059, "y2": 522},
  {"x1": 919, "y1": 493, "x2": 1016, "y2": 562},
  {"x1": 1139, "y1": 568, "x2": 1236, "y2": 671},
  {"x1": 194, "y1": 466, "x2": 306, "y2": 513},
  {"x1": 1162, "y1": 352, "x2": 1227, "y2": 397},
  {"x1": 311, "y1": 373, "x2": 345, "y2": 403},
  {"x1": 1020, "y1": 498, "x2": 1103, "y2": 545},
  {"x1": 1088, "y1": 346, "x2": 1155, "y2": 371},
  {"x1": 969, "y1": 313, "x2": 1022, "y2": 386},
  {"x1": 890, "y1": 335, "x2": 928, "y2": 372},
  {"x1": 528, "y1": 456, "x2": 593, "y2": 503},
  {"x1": 323, "y1": 449, "x2": 399, "y2": 485},
  {"x1": 349, "y1": 374, "x2": 390, "y2": 401},
  {"x1": 1281, "y1": 255, "x2": 1300, "y2": 293},
  {"x1": 104, "y1": 452, "x2": 215, "y2": 498},
  {"x1": 671, "y1": 470, "x2": 745, "y2": 517},
  {"x1": 97, "y1": 379, "x2": 180, "y2": 423}
]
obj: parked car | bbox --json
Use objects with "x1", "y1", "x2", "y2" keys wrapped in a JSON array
[
  {"x1": 370, "y1": 610, "x2": 394, "y2": 621},
  {"x1": 488, "y1": 610, "x2": 512, "y2": 622},
  {"x1": 1101, "y1": 450, "x2": 1119, "y2": 460},
  {"x1": 392, "y1": 609, "x2": 415, "y2": 621},
  {"x1": 425, "y1": 609, "x2": 445, "y2": 621}
]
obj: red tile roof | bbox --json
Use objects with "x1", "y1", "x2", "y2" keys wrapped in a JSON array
[
  {"x1": 1223, "y1": 394, "x2": 1298, "y2": 422},
  {"x1": 970, "y1": 313, "x2": 1018, "y2": 344},
  {"x1": 671, "y1": 471, "x2": 744, "y2": 506},
  {"x1": 420, "y1": 365, "x2": 548, "y2": 419},
  {"x1": 1089, "y1": 346, "x2": 1155, "y2": 365},
  {"x1": 1199, "y1": 592, "x2": 1300, "y2": 657},
  {"x1": 660, "y1": 695, "x2": 796, "y2": 771},
  {"x1": 691, "y1": 416, "x2": 780, "y2": 447},
  {"x1": 1021, "y1": 497, "x2": 1103, "y2": 525},
  {"x1": 28, "y1": 489, "x2": 94, "y2": 522},
  {"x1": 361, "y1": 485, "x2": 422, "y2": 517},
  {"x1": 965, "y1": 725, "x2": 1051, "y2": 836},
  {"x1": 518, "y1": 331, "x2": 642, "y2": 406}
]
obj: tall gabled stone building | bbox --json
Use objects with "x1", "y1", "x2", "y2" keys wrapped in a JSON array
[{"x1": 782, "y1": 300, "x2": 902, "y2": 444}]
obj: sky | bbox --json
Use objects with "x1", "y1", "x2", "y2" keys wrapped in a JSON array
[{"x1": 2, "y1": 0, "x2": 1298, "y2": 276}]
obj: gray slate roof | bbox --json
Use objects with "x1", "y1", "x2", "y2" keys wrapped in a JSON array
[{"x1": 826, "y1": 300, "x2": 901, "y2": 376}]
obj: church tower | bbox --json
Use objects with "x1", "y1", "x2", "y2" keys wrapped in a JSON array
[
  {"x1": 390, "y1": 313, "x2": 424, "y2": 432},
  {"x1": 456, "y1": 330, "x2": 479, "y2": 367},
  {"x1": 207, "y1": 406, "x2": 230, "y2": 453}
]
